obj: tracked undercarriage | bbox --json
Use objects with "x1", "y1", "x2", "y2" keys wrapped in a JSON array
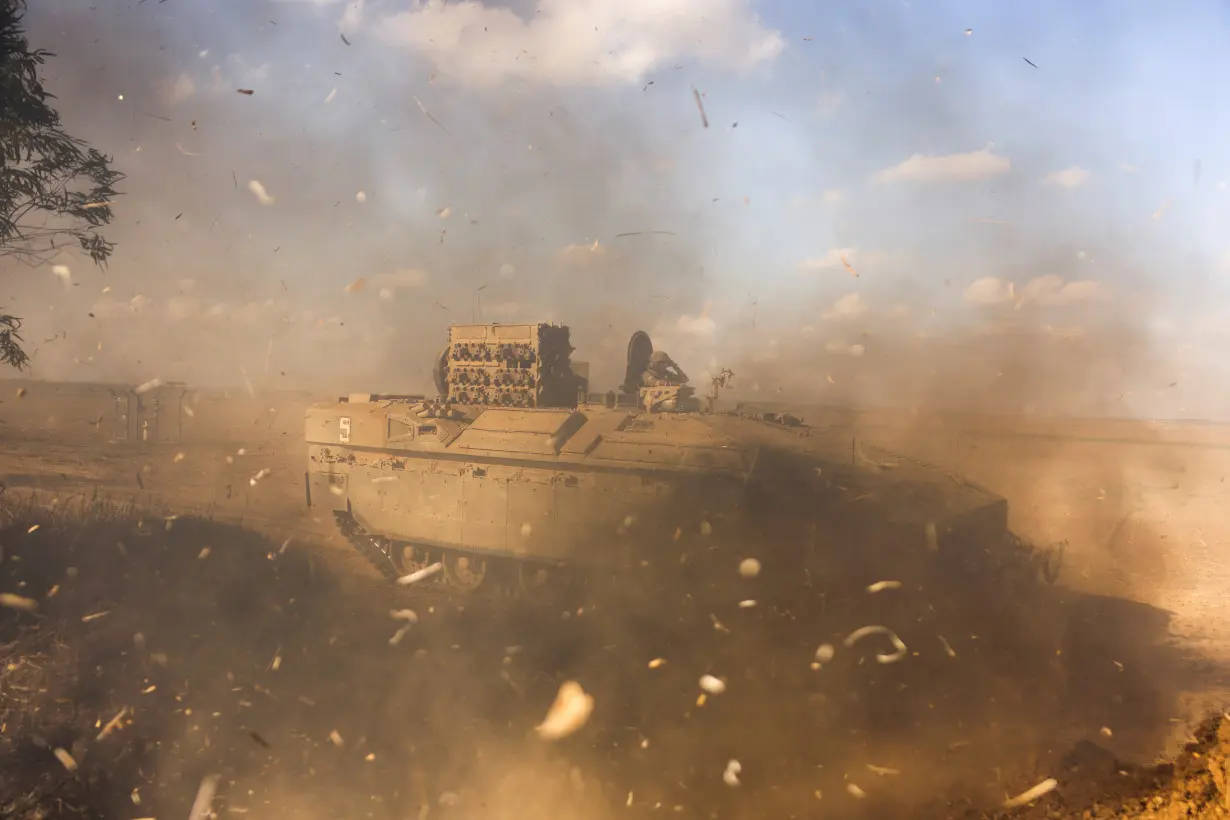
[{"x1": 333, "y1": 510, "x2": 568, "y2": 596}]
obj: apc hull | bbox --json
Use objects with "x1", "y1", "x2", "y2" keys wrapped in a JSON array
[{"x1": 305, "y1": 399, "x2": 1061, "y2": 596}]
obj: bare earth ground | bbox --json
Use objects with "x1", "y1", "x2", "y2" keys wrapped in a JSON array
[{"x1": 1, "y1": 386, "x2": 1230, "y2": 818}]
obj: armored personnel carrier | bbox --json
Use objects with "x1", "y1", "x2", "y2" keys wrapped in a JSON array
[{"x1": 304, "y1": 322, "x2": 1061, "y2": 595}]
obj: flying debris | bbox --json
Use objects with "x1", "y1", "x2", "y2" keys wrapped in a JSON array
[
  {"x1": 692, "y1": 87, "x2": 710, "y2": 128},
  {"x1": 248, "y1": 180, "x2": 275, "y2": 205},
  {"x1": 535, "y1": 681, "x2": 594, "y2": 740},
  {"x1": 0, "y1": 593, "x2": 37, "y2": 611},
  {"x1": 839, "y1": 252, "x2": 858, "y2": 278},
  {"x1": 615, "y1": 230, "x2": 676, "y2": 240},
  {"x1": 412, "y1": 95, "x2": 454, "y2": 139},
  {"x1": 844, "y1": 625, "x2": 908, "y2": 664},
  {"x1": 188, "y1": 775, "x2": 220, "y2": 820},
  {"x1": 1003, "y1": 778, "x2": 1058, "y2": 808}
]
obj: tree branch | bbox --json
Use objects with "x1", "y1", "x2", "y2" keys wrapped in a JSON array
[{"x1": 0, "y1": 0, "x2": 126, "y2": 367}]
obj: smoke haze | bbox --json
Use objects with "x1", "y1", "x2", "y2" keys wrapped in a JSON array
[{"x1": 6, "y1": 0, "x2": 1229, "y2": 418}]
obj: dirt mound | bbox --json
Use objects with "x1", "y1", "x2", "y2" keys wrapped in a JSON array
[{"x1": 975, "y1": 714, "x2": 1230, "y2": 819}]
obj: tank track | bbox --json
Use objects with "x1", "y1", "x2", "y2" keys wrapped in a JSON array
[
  {"x1": 1011, "y1": 532, "x2": 1066, "y2": 586},
  {"x1": 334, "y1": 513, "x2": 401, "y2": 581},
  {"x1": 982, "y1": 532, "x2": 1066, "y2": 594}
]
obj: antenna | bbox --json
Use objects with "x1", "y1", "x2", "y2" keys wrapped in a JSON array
[
  {"x1": 706, "y1": 368, "x2": 734, "y2": 414},
  {"x1": 472, "y1": 283, "x2": 488, "y2": 322}
]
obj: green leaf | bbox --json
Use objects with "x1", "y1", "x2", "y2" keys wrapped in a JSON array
[{"x1": 0, "y1": 0, "x2": 126, "y2": 368}]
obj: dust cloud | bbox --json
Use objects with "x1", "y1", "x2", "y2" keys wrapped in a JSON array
[
  {"x1": 5, "y1": 1, "x2": 1197, "y2": 417},
  {"x1": 2, "y1": 1, "x2": 1228, "y2": 818},
  {"x1": 6, "y1": 0, "x2": 773, "y2": 395},
  {"x1": 0, "y1": 478, "x2": 1214, "y2": 819}
]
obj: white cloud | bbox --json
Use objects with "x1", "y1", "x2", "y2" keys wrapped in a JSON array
[
  {"x1": 1018, "y1": 274, "x2": 1064, "y2": 303},
  {"x1": 874, "y1": 148, "x2": 1010, "y2": 184},
  {"x1": 379, "y1": 0, "x2": 785, "y2": 88},
  {"x1": 798, "y1": 248, "x2": 857, "y2": 271},
  {"x1": 163, "y1": 73, "x2": 196, "y2": 104},
  {"x1": 1018, "y1": 275, "x2": 1109, "y2": 305},
  {"x1": 963, "y1": 276, "x2": 1014, "y2": 305},
  {"x1": 677, "y1": 310, "x2": 716, "y2": 336},
  {"x1": 821, "y1": 188, "x2": 843, "y2": 205},
  {"x1": 822, "y1": 293, "x2": 866, "y2": 321},
  {"x1": 965, "y1": 275, "x2": 1111, "y2": 307},
  {"x1": 1042, "y1": 167, "x2": 1090, "y2": 188},
  {"x1": 1036, "y1": 277, "x2": 1109, "y2": 305}
]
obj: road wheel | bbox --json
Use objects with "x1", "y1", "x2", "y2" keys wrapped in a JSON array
[
  {"x1": 517, "y1": 562, "x2": 551, "y2": 596},
  {"x1": 443, "y1": 552, "x2": 488, "y2": 592},
  {"x1": 390, "y1": 542, "x2": 434, "y2": 576}
]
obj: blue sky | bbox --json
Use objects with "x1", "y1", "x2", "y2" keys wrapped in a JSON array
[{"x1": 7, "y1": 0, "x2": 1230, "y2": 417}]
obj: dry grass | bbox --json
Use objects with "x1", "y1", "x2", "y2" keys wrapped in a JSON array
[
  {"x1": 0, "y1": 490, "x2": 334, "y2": 819},
  {"x1": 0, "y1": 493, "x2": 141, "y2": 818}
]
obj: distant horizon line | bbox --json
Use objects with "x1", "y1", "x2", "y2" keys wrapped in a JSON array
[{"x1": 1, "y1": 375, "x2": 1227, "y2": 429}]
